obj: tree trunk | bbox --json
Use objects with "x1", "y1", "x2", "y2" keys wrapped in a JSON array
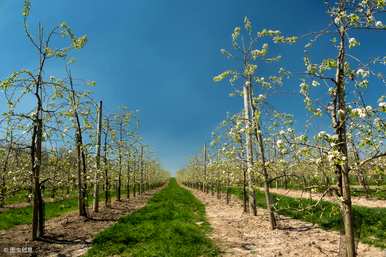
[
  {"x1": 256, "y1": 121, "x2": 276, "y2": 229},
  {"x1": 31, "y1": 81, "x2": 44, "y2": 240},
  {"x1": 103, "y1": 119, "x2": 111, "y2": 208},
  {"x1": 334, "y1": 17, "x2": 356, "y2": 257},
  {"x1": 203, "y1": 144, "x2": 208, "y2": 193},
  {"x1": 216, "y1": 173, "x2": 221, "y2": 199},
  {"x1": 242, "y1": 80, "x2": 255, "y2": 214},
  {"x1": 68, "y1": 70, "x2": 88, "y2": 217},
  {"x1": 93, "y1": 101, "x2": 103, "y2": 212},
  {"x1": 226, "y1": 172, "x2": 230, "y2": 205},
  {"x1": 140, "y1": 145, "x2": 144, "y2": 195},
  {"x1": 243, "y1": 164, "x2": 248, "y2": 213},
  {"x1": 76, "y1": 132, "x2": 87, "y2": 217},
  {"x1": 117, "y1": 121, "x2": 123, "y2": 201},
  {"x1": 133, "y1": 170, "x2": 137, "y2": 198},
  {"x1": 127, "y1": 153, "x2": 131, "y2": 199}
]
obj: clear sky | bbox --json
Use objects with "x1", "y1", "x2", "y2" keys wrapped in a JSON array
[{"x1": 0, "y1": 0, "x2": 384, "y2": 174}]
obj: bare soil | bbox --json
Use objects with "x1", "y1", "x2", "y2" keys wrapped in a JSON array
[
  {"x1": 0, "y1": 188, "x2": 161, "y2": 257},
  {"x1": 189, "y1": 189, "x2": 385, "y2": 257},
  {"x1": 265, "y1": 188, "x2": 386, "y2": 209}
]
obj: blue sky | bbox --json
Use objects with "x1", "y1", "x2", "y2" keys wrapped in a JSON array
[{"x1": 0, "y1": 0, "x2": 384, "y2": 174}]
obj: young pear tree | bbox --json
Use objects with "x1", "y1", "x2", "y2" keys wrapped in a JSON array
[
  {"x1": 0, "y1": 0, "x2": 88, "y2": 239},
  {"x1": 298, "y1": 1, "x2": 385, "y2": 255},
  {"x1": 213, "y1": 17, "x2": 296, "y2": 228}
]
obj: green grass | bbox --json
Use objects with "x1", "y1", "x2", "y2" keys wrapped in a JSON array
[
  {"x1": 85, "y1": 179, "x2": 218, "y2": 257},
  {"x1": 0, "y1": 197, "x2": 79, "y2": 230},
  {"x1": 3, "y1": 188, "x2": 79, "y2": 206},
  {"x1": 230, "y1": 187, "x2": 386, "y2": 249},
  {"x1": 3, "y1": 190, "x2": 30, "y2": 205},
  {"x1": 0, "y1": 191, "x2": 116, "y2": 230},
  {"x1": 350, "y1": 187, "x2": 386, "y2": 200}
]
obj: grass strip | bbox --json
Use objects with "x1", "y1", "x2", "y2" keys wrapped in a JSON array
[{"x1": 85, "y1": 178, "x2": 219, "y2": 257}]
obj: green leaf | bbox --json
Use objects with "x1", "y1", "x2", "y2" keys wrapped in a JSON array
[
  {"x1": 72, "y1": 35, "x2": 88, "y2": 49},
  {"x1": 243, "y1": 16, "x2": 252, "y2": 32},
  {"x1": 86, "y1": 81, "x2": 97, "y2": 87},
  {"x1": 213, "y1": 71, "x2": 231, "y2": 82},
  {"x1": 22, "y1": 0, "x2": 31, "y2": 17}
]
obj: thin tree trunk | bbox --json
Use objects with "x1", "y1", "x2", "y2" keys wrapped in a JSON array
[
  {"x1": 226, "y1": 172, "x2": 230, "y2": 204},
  {"x1": 127, "y1": 152, "x2": 131, "y2": 199},
  {"x1": 140, "y1": 145, "x2": 144, "y2": 195},
  {"x1": 69, "y1": 70, "x2": 87, "y2": 218},
  {"x1": 243, "y1": 164, "x2": 248, "y2": 213},
  {"x1": 203, "y1": 144, "x2": 208, "y2": 193},
  {"x1": 217, "y1": 171, "x2": 221, "y2": 199},
  {"x1": 133, "y1": 170, "x2": 137, "y2": 197},
  {"x1": 31, "y1": 44, "x2": 46, "y2": 240},
  {"x1": 104, "y1": 119, "x2": 111, "y2": 208},
  {"x1": 334, "y1": 14, "x2": 356, "y2": 256},
  {"x1": 242, "y1": 80, "x2": 255, "y2": 214},
  {"x1": 255, "y1": 121, "x2": 276, "y2": 229},
  {"x1": 93, "y1": 101, "x2": 103, "y2": 212},
  {"x1": 32, "y1": 79, "x2": 44, "y2": 240},
  {"x1": 117, "y1": 121, "x2": 123, "y2": 201}
]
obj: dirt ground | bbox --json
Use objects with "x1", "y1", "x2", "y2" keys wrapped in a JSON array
[
  {"x1": 0, "y1": 187, "x2": 161, "y2": 257},
  {"x1": 265, "y1": 188, "x2": 386, "y2": 209},
  {"x1": 189, "y1": 189, "x2": 385, "y2": 257}
]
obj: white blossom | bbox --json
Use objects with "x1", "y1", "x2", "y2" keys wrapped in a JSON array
[
  {"x1": 356, "y1": 68, "x2": 369, "y2": 78},
  {"x1": 375, "y1": 21, "x2": 383, "y2": 28},
  {"x1": 314, "y1": 108, "x2": 322, "y2": 116},
  {"x1": 379, "y1": 102, "x2": 386, "y2": 112},
  {"x1": 349, "y1": 37, "x2": 359, "y2": 48},
  {"x1": 351, "y1": 107, "x2": 367, "y2": 118},
  {"x1": 311, "y1": 80, "x2": 320, "y2": 87},
  {"x1": 373, "y1": 118, "x2": 382, "y2": 128},
  {"x1": 276, "y1": 139, "x2": 284, "y2": 148},
  {"x1": 317, "y1": 131, "x2": 328, "y2": 139},
  {"x1": 256, "y1": 94, "x2": 266, "y2": 101}
]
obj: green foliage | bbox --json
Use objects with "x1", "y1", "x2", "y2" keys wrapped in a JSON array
[
  {"x1": 213, "y1": 70, "x2": 231, "y2": 82},
  {"x1": 22, "y1": 0, "x2": 31, "y2": 17},
  {"x1": 85, "y1": 179, "x2": 218, "y2": 257}
]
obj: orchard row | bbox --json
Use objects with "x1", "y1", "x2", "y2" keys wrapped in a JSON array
[
  {"x1": 0, "y1": 0, "x2": 169, "y2": 240},
  {"x1": 177, "y1": 1, "x2": 385, "y2": 257}
]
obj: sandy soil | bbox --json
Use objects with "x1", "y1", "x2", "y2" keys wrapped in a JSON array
[
  {"x1": 265, "y1": 188, "x2": 386, "y2": 209},
  {"x1": 0, "y1": 187, "x2": 162, "y2": 257},
  {"x1": 189, "y1": 189, "x2": 385, "y2": 257}
]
